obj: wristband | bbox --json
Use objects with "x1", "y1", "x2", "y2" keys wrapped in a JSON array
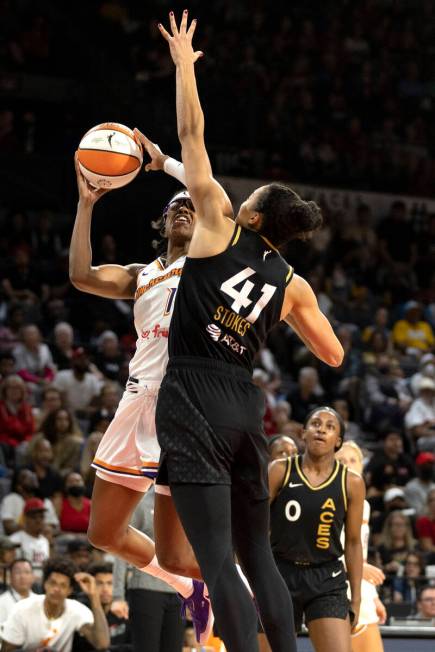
[{"x1": 163, "y1": 156, "x2": 186, "y2": 185}]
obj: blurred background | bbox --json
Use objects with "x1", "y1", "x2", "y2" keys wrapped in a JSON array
[{"x1": 0, "y1": 0, "x2": 435, "y2": 649}]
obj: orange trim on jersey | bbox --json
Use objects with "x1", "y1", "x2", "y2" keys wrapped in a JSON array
[
  {"x1": 141, "y1": 461, "x2": 159, "y2": 468},
  {"x1": 93, "y1": 458, "x2": 143, "y2": 476},
  {"x1": 134, "y1": 268, "x2": 183, "y2": 301}
]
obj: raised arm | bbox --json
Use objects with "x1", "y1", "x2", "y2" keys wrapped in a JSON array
[
  {"x1": 158, "y1": 11, "x2": 233, "y2": 228},
  {"x1": 282, "y1": 274, "x2": 344, "y2": 367}
]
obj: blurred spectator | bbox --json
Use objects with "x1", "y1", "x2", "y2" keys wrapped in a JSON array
[
  {"x1": 415, "y1": 585, "x2": 435, "y2": 621},
  {"x1": 404, "y1": 452, "x2": 435, "y2": 514},
  {"x1": 392, "y1": 301, "x2": 434, "y2": 355},
  {"x1": 94, "y1": 331, "x2": 124, "y2": 381},
  {"x1": 24, "y1": 436, "x2": 63, "y2": 501},
  {"x1": 415, "y1": 487, "x2": 435, "y2": 553},
  {"x1": 331, "y1": 398, "x2": 363, "y2": 443},
  {"x1": 271, "y1": 400, "x2": 292, "y2": 433},
  {"x1": 377, "y1": 202, "x2": 417, "y2": 295},
  {"x1": 376, "y1": 510, "x2": 416, "y2": 576},
  {"x1": 67, "y1": 539, "x2": 92, "y2": 571},
  {"x1": 0, "y1": 375, "x2": 34, "y2": 451},
  {"x1": 392, "y1": 552, "x2": 427, "y2": 604},
  {"x1": 38, "y1": 407, "x2": 83, "y2": 472},
  {"x1": 0, "y1": 305, "x2": 26, "y2": 354},
  {"x1": 0, "y1": 558, "x2": 35, "y2": 624},
  {"x1": 362, "y1": 354, "x2": 412, "y2": 430},
  {"x1": 58, "y1": 472, "x2": 91, "y2": 534},
  {"x1": 80, "y1": 432, "x2": 103, "y2": 496},
  {"x1": 1, "y1": 557, "x2": 110, "y2": 652},
  {"x1": 53, "y1": 347, "x2": 102, "y2": 420},
  {"x1": 365, "y1": 430, "x2": 415, "y2": 489},
  {"x1": 32, "y1": 385, "x2": 63, "y2": 430},
  {"x1": 1, "y1": 468, "x2": 58, "y2": 535},
  {"x1": 0, "y1": 536, "x2": 20, "y2": 570},
  {"x1": 370, "y1": 487, "x2": 412, "y2": 544},
  {"x1": 88, "y1": 562, "x2": 131, "y2": 652},
  {"x1": 95, "y1": 381, "x2": 122, "y2": 422},
  {"x1": 268, "y1": 435, "x2": 298, "y2": 461},
  {"x1": 50, "y1": 321, "x2": 75, "y2": 371},
  {"x1": 287, "y1": 367, "x2": 325, "y2": 422},
  {"x1": 2, "y1": 249, "x2": 49, "y2": 306},
  {"x1": 0, "y1": 351, "x2": 16, "y2": 380},
  {"x1": 405, "y1": 377, "x2": 435, "y2": 450},
  {"x1": 410, "y1": 353, "x2": 435, "y2": 397},
  {"x1": 13, "y1": 324, "x2": 55, "y2": 393},
  {"x1": 10, "y1": 497, "x2": 50, "y2": 570},
  {"x1": 362, "y1": 306, "x2": 391, "y2": 346}
]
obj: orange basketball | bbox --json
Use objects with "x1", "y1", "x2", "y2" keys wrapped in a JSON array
[{"x1": 77, "y1": 122, "x2": 143, "y2": 189}]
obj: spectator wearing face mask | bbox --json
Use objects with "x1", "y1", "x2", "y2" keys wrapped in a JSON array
[
  {"x1": 1, "y1": 468, "x2": 59, "y2": 535},
  {"x1": 58, "y1": 472, "x2": 91, "y2": 534}
]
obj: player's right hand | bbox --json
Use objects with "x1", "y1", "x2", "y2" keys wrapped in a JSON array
[
  {"x1": 111, "y1": 599, "x2": 129, "y2": 619},
  {"x1": 134, "y1": 129, "x2": 167, "y2": 172},
  {"x1": 74, "y1": 152, "x2": 109, "y2": 206}
]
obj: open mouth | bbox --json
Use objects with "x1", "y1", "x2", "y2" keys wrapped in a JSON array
[{"x1": 173, "y1": 213, "x2": 192, "y2": 227}]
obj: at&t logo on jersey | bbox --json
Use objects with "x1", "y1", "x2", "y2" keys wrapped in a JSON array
[
  {"x1": 206, "y1": 324, "x2": 221, "y2": 341},
  {"x1": 206, "y1": 324, "x2": 247, "y2": 355}
]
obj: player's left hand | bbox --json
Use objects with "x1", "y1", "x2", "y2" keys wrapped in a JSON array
[
  {"x1": 375, "y1": 597, "x2": 387, "y2": 625},
  {"x1": 75, "y1": 572, "x2": 98, "y2": 598},
  {"x1": 158, "y1": 10, "x2": 203, "y2": 67},
  {"x1": 134, "y1": 129, "x2": 167, "y2": 172}
]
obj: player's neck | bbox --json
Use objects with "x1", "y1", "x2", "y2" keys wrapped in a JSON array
[
  {"x1": 302, "y1": 453, "x2": 335, "y2": 475},
  {"x1": 166, "y1": 241, "x2": 189, "y2": 266}
]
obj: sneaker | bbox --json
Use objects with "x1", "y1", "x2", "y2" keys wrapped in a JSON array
[{"x1": 179, "y1": 579, "x2": 214, "y2": 645}]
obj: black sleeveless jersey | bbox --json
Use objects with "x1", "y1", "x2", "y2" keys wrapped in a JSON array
[
  {"x1": 168, "y1": 224, "x2": 293, "y2": 372},
  {"x1": 270, "y1": 455, "x2": 348, "y2": 564}
]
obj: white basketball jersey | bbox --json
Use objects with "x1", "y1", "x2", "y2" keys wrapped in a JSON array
[{"x1": 128, "y1": 255, "x2": 185, "y2": 381}]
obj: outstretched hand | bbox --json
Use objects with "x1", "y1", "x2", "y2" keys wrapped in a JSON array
[
  {"x1": 74, "y1": 152, "x2": 109, "y2": 205},
  {"x1": 134, "y1": 129, "x2": 167, "y2": 172},
  {"x1": 158, "y1": 10, "x2": 203, "y2": 66}
]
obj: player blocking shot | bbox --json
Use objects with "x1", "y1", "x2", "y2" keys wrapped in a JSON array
[
  {"x1": 155, "y1": 11, "x2": 345, "y2": 652},
  {"x1": 69, "y1": 139, "x2": 215, "y2": 645}
]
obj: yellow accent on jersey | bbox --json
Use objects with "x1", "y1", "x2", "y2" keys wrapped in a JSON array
[
  {"x1": 231, "y1": 225, "x2": 242, "y2": 246},
  {"x1": 282, "y1": 456, "x2": 292, "y2": 489},
  {"x1": 286, "y1": 266, "x2": 294, "y2": 284},
  {"x1": 260, "y1": 234, "x2": 279, "y2": 252},
  {"x1": 342, "y1": 465, "x2": 348, "y2": 511},
  {"x1": 295, "y1": 456, "x2": 340, "y2": 490}
]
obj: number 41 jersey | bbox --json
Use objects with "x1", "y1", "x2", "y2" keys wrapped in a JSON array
[{"x1": 168, "y1": 224, "x2": 293, "y2": 372}]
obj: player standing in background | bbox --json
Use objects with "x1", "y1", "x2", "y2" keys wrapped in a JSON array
[
  {"x1": 336, "y1": 441, "x2": 386, "y2": 652},
  {"x1": 155, "y1": 12, "x2": 344, "y2": 652},
  {"x1": 268, "y1": 407, "x2": 365, "y2": 652},
  {"x1": 69, "y1": 140, "x2": 214, "y2": 644}
]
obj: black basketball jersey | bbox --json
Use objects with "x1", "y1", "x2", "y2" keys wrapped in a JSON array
[
  {"x1": 270, "y1": 455, "x2": 348, "y2": 564},
  {"x1": 168, "y1": 224, "x2": 293, "y2": 372}
]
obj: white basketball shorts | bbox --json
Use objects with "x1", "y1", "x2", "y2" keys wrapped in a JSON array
[{"x1": 92, "y1": 378, "x2": 162, "y2": 492}]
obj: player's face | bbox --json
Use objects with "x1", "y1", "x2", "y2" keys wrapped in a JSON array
[
  {"x1": 236, "y1": 186, "x2": 266, "y2": 230},
  {"x1": 270, "y1": 437, "x2": 297, "y2": 461},
  {"x1": 165, "y1": 198, "x2": 196, "y2": 242},
  {"x1": 303, "y1": 410, "x2": 341, "y2": 455},
  {"x1": 335, "y1": 445, "x2": 362, "y2": 475}
]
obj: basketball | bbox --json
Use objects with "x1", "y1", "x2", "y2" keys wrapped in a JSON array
[{"x1": 77, "y1": 122, "x2": 143, "y2": 189}]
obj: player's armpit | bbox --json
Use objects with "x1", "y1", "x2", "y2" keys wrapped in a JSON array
[
  {"x1": 282, "y1": 275, "x2": 344, "y2": 367},
  {"x1": 70, "y1": 263, "x2": 143, "y2": 300}
]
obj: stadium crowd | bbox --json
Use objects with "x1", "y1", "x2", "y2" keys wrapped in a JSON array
[{"x1": 0, "y1": 0, "x2": 435, "y2": 649}]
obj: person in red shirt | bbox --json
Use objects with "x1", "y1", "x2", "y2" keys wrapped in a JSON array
[
  {"x1": 59, "y1": 471, "x2": 90, "y2": 534},
  {"x1": 416, "y1": 488, "x2": 435, "y2": 553},
  {"x1": 0, "y1": 375, "x2": 34, "y2": 448}
]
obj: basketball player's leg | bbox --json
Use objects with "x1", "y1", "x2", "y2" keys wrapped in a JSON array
[
  {"x1": 351, "y1": 624, "x2": 383, "y2": 652},
  {"x1": 154, "y1": 489, "x2": 201, "y2": 580},
  {"x1": 307, "y1": 618, "x2": 352, "y2": 652},
  {"x1": 170, "y1": 482, "x2": 260, "y2": 652},
  {"x1": 231, "y1": 489, "x2": 296, "y2": 652}
]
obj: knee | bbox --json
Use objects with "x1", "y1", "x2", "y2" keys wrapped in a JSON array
[{"x1": 87, "y1": 522, "x2": 119, "y2": 552}]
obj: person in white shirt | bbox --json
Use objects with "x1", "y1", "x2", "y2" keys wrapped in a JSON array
[
  {"x1": 54, "y1": 348, "x2": 102, "y2": 418},
  {"x1": 9, "y1": 498, "x2": 50, "y2": 576},
  {"x1": 1, "y1": 469, "x2": 59, "y2": 535},
  {"x1": 1, "y1": 557, "x2": 109, "y2": 652},
  {"x1": 404, "y1": 451, "x2": 435, "y2": 514},
  {"x1": 0, "y1": 558, "x2": 35, "y2": 624},
  {"x1": 405, "y1": 377, "x2": 435, "y2": 451}
]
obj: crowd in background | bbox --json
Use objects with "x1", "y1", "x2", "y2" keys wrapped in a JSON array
[
  {"x1": 0, "y1": 0, "x2": 435, "y2": 647},
  {"x1": 1, "y1": 0, "x2": 435, "y2": 195}
]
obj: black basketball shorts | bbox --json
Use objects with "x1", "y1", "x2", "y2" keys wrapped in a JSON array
[
  {"x1": 155, "y1": 356, "x2": 269, "y2": 501},
  {"x1": 275, "y1": 558, "x2": 351, "y2": 632}
]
